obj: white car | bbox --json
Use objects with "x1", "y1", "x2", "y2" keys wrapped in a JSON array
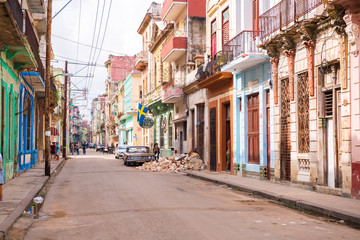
[{"x1": 115, "y1": 145, "x2": 129, "y2": 159}]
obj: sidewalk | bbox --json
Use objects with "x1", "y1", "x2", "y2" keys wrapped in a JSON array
[
  {"x1": 185, "y1": 171, "x2": 360, "y2": 226},
  {"x1": 0, "y1": 158, "x2": 65, "y2": 236}
]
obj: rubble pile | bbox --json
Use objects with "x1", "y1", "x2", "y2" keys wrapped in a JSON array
[{"x1": 136, "y1": 152, "x2": 205, "y2": 172}]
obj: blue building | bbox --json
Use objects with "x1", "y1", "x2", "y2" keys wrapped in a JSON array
[
  {"x1": 18, "y1": 72, "x2": 44, "y2": 171},
  {"x1": 221, "y1": 30, "x2": 273, "y2": 179}
]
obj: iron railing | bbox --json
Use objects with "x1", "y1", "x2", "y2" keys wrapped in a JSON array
[
  {"x1": 196, "y1": 51, "x2": 224, "y2": 81},
  {"x1": 24, "y1": 10, "x2": 44, "y2": 79},
  {"x1": 7, "y1": 0, "x2": 23, "y2": 31},
  {"x1": 222, "y1": 30, "x2": 262, "y2": 64},
  {"x1": 259, "y1": 0, "x2": 323, "y2": 40},
  {"x1": 25, "y1": 11, "x2": 39, "y2": 55}
]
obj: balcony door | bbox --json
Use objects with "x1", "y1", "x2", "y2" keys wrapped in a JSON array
[
  {"x1": 211, "y1": 19, "x2": 217, "y2": 60},
  {"x1": 253, "y1": 0, "x2": 259, "y2": 37},
  {"x1": 222, "y1": 8, "x2": 229, "y2": 47}
]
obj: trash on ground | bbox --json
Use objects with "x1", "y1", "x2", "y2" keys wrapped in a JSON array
[{"x1": 136, "y1": 152, "x2": 206, "y2": 172}]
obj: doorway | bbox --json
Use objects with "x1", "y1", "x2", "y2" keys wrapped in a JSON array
[
  {"x1": 324, "y1": 89, "x2": 342, "y2": 188},
  {"x1": 210, "y1": 107, "x2": 216, "y2": 171},
  {"x1": 197, "y1": 104, "x2": 205, "y2": 160},
  {"x1": 248, "y1": 94, "x2": 259, "y2": 164},
  {"x1": 266, "y1": 90, "x2": 271, "y2": 180},
  {"x1": 280, "y1": 79, "x2": 291, "y2": 181},
  {"x1": 179, "y1": 131, "x2": 183, "y2": 154},
  {"x1": 225, "y1": 103, "x2": 231, "y2": 171}
]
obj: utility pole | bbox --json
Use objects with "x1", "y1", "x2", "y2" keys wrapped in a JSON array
[
  {"x1": 62, "y1": 61, "x2": 68, "y2": 159},
  {"x1": 45, "y1": 0, "x2": 53, "y2": 176}
]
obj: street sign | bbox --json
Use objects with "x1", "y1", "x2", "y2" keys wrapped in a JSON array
[{"x1": 139, "y1": 117, "x2": 154, "y2": 128}]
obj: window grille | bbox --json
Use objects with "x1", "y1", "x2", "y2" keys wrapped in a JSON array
[{"x1": 297, "y1": 73, "x2": 310, "y2": 153}]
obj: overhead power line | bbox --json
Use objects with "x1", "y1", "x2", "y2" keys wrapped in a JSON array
[
  {"x1": 88, "y1": 0, "x2": 113, "y2": 91},
  {"x1": 53, "y1": 0, "x2": 73, "y2": 19},
  {"x1": 52, "y1": 34, "x2": 125, "y2": 55}
]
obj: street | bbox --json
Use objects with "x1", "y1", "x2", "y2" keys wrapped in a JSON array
[{"x1": 11, "y1": 150, "x2": 360, "y2": 240}]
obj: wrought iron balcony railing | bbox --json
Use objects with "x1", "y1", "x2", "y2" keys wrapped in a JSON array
[
  {"x1": 222, "y1": 30, "x2": 262, "y2": 64},
  {"x1": 7, "y1": 0, "x2": 23, "y2": 31},
  {"x1": 196, "y1": 51, "x2": 224, "y2": 81},
  {"x1": 259, "y1": 0, "x2": 323, "y2": 40}
]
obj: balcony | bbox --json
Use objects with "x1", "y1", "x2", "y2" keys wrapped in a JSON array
[
  {"x1": 0, "y1": 1, "x2": 43, "y2": 75},
  {"x1": 221, "y1": 31, "x2": 267, "y2": 73},
  {"x1": 162, "y1": 84, "x2": 184, "y2": 103},
  {"x1": 259, "y1": 0, "x2": 323, "y2": 40},
  {"x1": 196, "y1": 51, "x2": 224, "y2": 81},
  {"x1": 161, "y1": 32, "x2": 187, "y2": 62},
  {"x1": 135, "y1": 51, "x2": 148, "y2": 71},
  {"x1": 161, "y1": 0, "x2": 187, "y2": 22}
]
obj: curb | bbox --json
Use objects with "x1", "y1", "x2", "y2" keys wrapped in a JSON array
[
  {"x1": 185, "y1": 171, "x2": 360, "y2": 226},
  {"x1": 0, "y1": 158, "x2": 65, "y2": 237}
]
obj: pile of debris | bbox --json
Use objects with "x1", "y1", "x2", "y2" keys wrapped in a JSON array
[{"x1": 136, "y1": 152, "x2": 205, "y2": 172}]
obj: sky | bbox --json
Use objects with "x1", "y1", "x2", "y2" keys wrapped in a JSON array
[{"x1": 51, "y1": 0, "x2": 158, "y2": 120}]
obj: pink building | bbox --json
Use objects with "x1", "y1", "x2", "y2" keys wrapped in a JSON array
[
  {"x1": 334, "y1": 0, "x2": 360, "y2": 199},
  {"x1": 107, "y1": 55, "x2": 136, "y2": 82}
]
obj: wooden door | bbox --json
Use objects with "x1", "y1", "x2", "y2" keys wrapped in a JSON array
[
  {"x1": 180, "y1": 131, "x2": 183, "y2": 154},
  {"x1": 222, "y1": 8, "x2": 229, "y2": 47},
  {"x1": 210, "y1": 108, "x2": 217, "y2": 171},
  {"x1": 281, "y1": 79, "x2": 291, "y2": 181},
  {"x1": 197, "y1": 104, "x2": 204, "y2": 160},
  {"x1": 266, "y1": 90, "x2": 271, "y2": 180},
  {"x1": 248, "y1": 94, "x2": 259, "y2": 164},
  {"x1": 191, "y1": 109, "x2": 195, "y2": 151}
]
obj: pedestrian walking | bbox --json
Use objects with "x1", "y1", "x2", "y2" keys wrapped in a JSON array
[
  {"x1": 226, "y1": 139, "x2": 231, "y2": 172},
  {"x1": 70, "y1": 143, "x2": 73, "y2": 155},
  {"x1": 51, "y1": 142, "x2": 56, "y2": 160},
  {"x1": 82, "y1": 142, "x2": 86, "y2": 155},
  {"x1": 153, "y1": 143, "x2": 160, "y2": 160},
  {"x1": 56, "y1": 143, "x2": 60, "y2": 161},
  {"x1": 0, "y1": 153, "x2": 4, "y2": 201},
  {"x1": 76, "y1": 143, "x2": 80, "y2": 155}
]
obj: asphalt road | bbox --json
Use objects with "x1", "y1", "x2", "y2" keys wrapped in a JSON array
[{"x1": 14, "y1": 150, "x2": 360, "y2": 239}]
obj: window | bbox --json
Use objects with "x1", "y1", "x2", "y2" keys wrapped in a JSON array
[
  {"x1": 168, "y1": 114, "x2": 173, "y2": 148},
  {"x1": 139, "y1": 86, "x2": 143, "y2": 99},
  {"x1": 8, "y1": 92, "x2": 11, "y2": 156},
  {"x1": 211, "y1": 19, "x2": 217, "y2": 60},
  {"x1": 154, "y1": 61, "x2": 157, "y2": 89},
  {"x1": 1, "y1": 86, "x2": 4, "y2": 157},
  {"x1": 160, "y1": 116, "x2": 164, "y2": 147},
  {"x1": 222, "y1": 7, "x2": 229, "y2": 46},
  {"x1": 183, "y1": 121, "x2": 187, "y2": 141},
  {"x1": 154, "y1": 119, "x2": 157, "y2": 143}
]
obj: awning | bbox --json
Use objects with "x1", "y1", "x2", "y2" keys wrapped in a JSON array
[
  {"x1": 118, "y1": 127, "x2": 133, "y2": 131},
  {"x1": 171, "y1": 116, "x2": 187, "y2": 124},
  {"x1": 51, "y1": 127, "x2": 59, "y2": 136},
  {"x1": 21, "y1": 72, "x2": 45, "y2": 94}
]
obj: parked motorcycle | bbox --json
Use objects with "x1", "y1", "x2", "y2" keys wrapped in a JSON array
[
  {"x1": 103, "y1": 147, "x2": 109, "y2": 154},
  {"x1": 108, "y1": 146, "x2": 114, "y2": 154}
]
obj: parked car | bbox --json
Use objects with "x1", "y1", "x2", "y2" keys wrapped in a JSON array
[
  {"x1": 123, "y1": 146, "x2": 155, "y2": 166},
  {"x1": 90, "y1": 143, "x2": 95, "y2": 148},
  {"x1": 96, "y1": 145, "x2": 104, "y2": 152},
  {"x1": 115, "y1": 145, "x2": 128, "y2": 159}
]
